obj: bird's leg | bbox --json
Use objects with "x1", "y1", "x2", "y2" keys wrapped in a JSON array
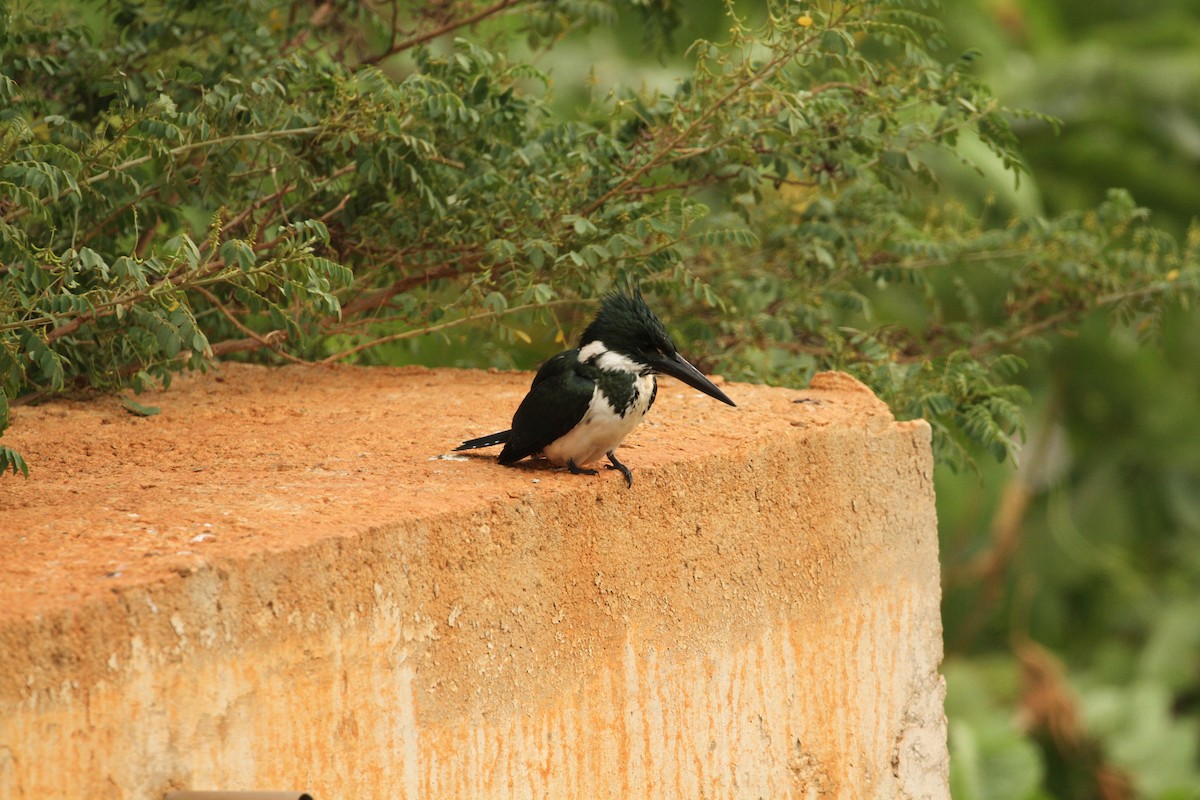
[
  {"x1": 604, "y1": 450, "x2": 633, "y2": 488},
  {"x1": 567, "y1": 459, "x2": 599, "y2": 477}
]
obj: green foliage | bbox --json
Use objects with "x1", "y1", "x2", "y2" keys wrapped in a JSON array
[
  {"x1": 940, "y1": 0, "x2": 1200, "y2": 238},
  {"x1": 946, "y1": 658, "x2": 1047, "y2": 800},
  {"x1": 920, "y1": 4, "x2": 1200, "y2": 797},
  {"x1": 940, "y1": 306, "x2": 1200, "y2": 798},
  {"x1": 2, "y1": 0, "x2": 354, "y2": 428},
  {"x1": 0, "y1": 445, "x2": 27, "y2": 477},
  {"x1": 694, "y1": 182, "x2": 1199, "y2": 470},
  {"x1": 2, "y1": 0, "x2": 1195, "y2": 479}
]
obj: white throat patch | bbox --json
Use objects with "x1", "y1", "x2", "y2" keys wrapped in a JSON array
[{"x1": 579, "y1": 340, "x2": 645, "y2": 374}]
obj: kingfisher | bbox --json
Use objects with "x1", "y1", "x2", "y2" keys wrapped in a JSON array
[{"x1": 454, "y1": 291, "x2": 736, "y2": 487}]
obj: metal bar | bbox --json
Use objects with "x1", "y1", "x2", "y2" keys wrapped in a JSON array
[{"x1": 165, "y1": 793, "x2": 314, "y2": 800}]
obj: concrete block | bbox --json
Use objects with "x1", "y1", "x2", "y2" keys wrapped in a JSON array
[{"x1": 0, "y1": 365, "x2": 947, "y2": 798}]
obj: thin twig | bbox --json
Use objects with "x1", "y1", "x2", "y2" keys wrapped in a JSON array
[
  {"x1": 320, "y1": 297, "x2": 582, "y2": 364},
  {"x1": 338, "y1": 261, "x2": 477, "y2": 317},
  {"x1": 210, "y1": 335, "x2": 287, "y2": 357},
  {"x1": 192, "y1": 285, "x2": 305, "y2": 363},
  {"x1": 85, "y1": 127, "x2": 323, "y2": 189}
]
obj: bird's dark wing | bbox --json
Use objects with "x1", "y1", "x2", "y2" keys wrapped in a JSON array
[
  {"x1": 457, "y1": 350, "x2": 578, "y2": 455},
  {"x1": 498, "y1": 350, "x2": 596, "y2": 464},
  {"x1": 528, "y1": 348, "x2": 580, "y2": 388}
]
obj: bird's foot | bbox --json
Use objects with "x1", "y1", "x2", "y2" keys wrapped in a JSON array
[
  {"x1": 605, "y1": 450, "x2": 633, "y2": 488},
  {"x1": 567, "y1": 459, "x2": 599, "y2": 477}
]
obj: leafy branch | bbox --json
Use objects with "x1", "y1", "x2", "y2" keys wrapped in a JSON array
[{"x1": 2, "y1": 0, "x2": 1196, "y2": 478}]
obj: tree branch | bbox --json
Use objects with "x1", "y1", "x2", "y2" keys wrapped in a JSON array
[
  {"x1": 361, "y1": 0, "x2": 528, "y2": 65},
  {"x1": 192, "y1": 285, "x2": 304, "y2": 363},
  {"x1": 338, "y1": 261, "x2": 477, "y2": 317},
  {"x1": 320, "y1": 297, "x2": 582, "y2": 364}
]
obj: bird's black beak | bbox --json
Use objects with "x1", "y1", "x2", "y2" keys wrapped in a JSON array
[{"x1": 650, "y1": 352, "x2": 736, "y2": 407}]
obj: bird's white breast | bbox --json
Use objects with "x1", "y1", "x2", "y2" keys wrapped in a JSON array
[{"x1": 542, "y1": 374, "x2": 655, "y2": 467}]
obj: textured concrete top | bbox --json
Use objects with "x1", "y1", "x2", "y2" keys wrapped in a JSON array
[{"x1": 1, "y1": 364, "x2": 896, "y2": 625}]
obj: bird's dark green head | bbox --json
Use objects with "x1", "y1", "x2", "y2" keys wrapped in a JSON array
[
  {"x1": 579, "y1": 291, "x2": 736, "y2": 407},
  {"x1": 579, "y1": 290, "x2": 676, "y2": 359}
]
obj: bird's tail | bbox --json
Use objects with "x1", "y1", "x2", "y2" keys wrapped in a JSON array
[{"x1": 454, "y1": 430, "x2": 511, "y2": 451}]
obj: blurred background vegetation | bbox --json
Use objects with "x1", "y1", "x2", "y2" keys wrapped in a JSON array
[
  {"x1": 3, "y1": 1, "x2": 1199, "y2": 796},
  {"x1": 934, "y1": 3, "x2": 1200, "y2": 797}
]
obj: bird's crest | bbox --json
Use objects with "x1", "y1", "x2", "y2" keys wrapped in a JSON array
[{"x1": 579, "y1": 290, "x2": 676, "y2": 358}]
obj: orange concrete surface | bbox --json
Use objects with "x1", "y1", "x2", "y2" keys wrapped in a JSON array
[{"x1": 0, "y1": 365, "x2": 947, "y2": 799}]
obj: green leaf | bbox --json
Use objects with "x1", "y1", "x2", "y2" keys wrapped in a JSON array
[
  {"x1": 120, "y1": 397, "x2": 161, "y2": 417},
  {"x1": 0, "y1": 445, "x2": 29, "y2": 478},
  {"x1": 220, "y1": 239, "x2": 257, "y2": 271}
]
